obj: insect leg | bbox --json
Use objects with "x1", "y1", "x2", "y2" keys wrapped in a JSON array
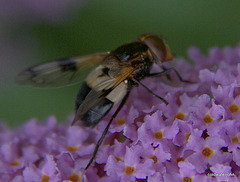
[
  {"x1": 148, "y1": 66, "x2": 194, "y2": 83},
  {"x1": 147, "y1": 67, "x2": 174, "y2": 77},
  {"x1": 85, "y1": 84, "x2": 132, "y2": 171},
  {"x1": 161, "y1": 65, "x2": 193, "y2": 83},
  {"x1": 132, "y1": 78, "x2": 168, "y2": 105},
  {"x1": 172, "y1": 67, "x2": 194, "y2": 83}
]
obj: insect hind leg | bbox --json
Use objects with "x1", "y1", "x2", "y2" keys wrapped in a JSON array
[
  {"x1": 85, "y1": 84, "x2": 132, "y2": 170},
  {"x1": 132, "y1": 78, "x2": 168, "y2": 105}
]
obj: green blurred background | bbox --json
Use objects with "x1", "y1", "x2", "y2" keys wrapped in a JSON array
[{"x1": 1, "y1": 0, "x2": 240, "y2": 126}]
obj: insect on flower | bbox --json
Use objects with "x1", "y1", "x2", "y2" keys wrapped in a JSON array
[{"x1": 16, "y1": 33, "x2": 189, "y2": 170}]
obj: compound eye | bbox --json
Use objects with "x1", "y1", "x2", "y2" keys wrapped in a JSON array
[{"x1": 138, "y1": 34, "x2": 173, "y2": 65}]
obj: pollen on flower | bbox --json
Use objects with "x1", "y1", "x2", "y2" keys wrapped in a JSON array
[
  {"x1": 116, "y1": 118, "x2": 125, "y2": 125},
  {"x1": 201, "y1": 147, "x2": 214, "y2": 158},
  {"x1": 10, "y1": 160, "x2": 20, "y2": 166},
  {"x1": 174, "y1": 112, "x2": 186, "y2": 120},
  {"x1": 183, "y1": 177, "x2": 193, "y2": 182},
  {"x1": 68, "y1": 145, "x2": 79, "y2": 152},
  {"x1": 149, "y1": 155, "x2": 158, "y2": 164},
  {"x1": 41, "y1": 174, "x2": 50, "y2": 182},
  {"x1": 229, "y1": 102, "x2": 240, "y2": 114},
  {"x1": 125, "y1": 166, "x2": 135, "y2": 175},
  {"x1": 68, "y1": 172, "x2": 80, "y2": 182},
  {"x1": 154, "y1": 131, "x2": 163, "y2": 140},
  {"x1": 203, "y1": 113, "x2": 214, "y2": 124},
  {"x1": 231, "y1": 136, "x2": 240, "y2": 144}
]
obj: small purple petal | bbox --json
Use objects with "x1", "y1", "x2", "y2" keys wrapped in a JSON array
[
  {"x1": 134, "y1": 159, "x2": 154, "y2": 179},
  {"x1": 23, "y1": 165, "x2": 41, "y2": 182},
  {"x1": 199, "y1": 69, "x2": 215, "y2": 83},
  {"x1": 178, "y1": 161, "x2": 196, "y2": 177}
]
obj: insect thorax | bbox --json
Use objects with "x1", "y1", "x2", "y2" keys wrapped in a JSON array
[{"x1": 111, "y1": 41, "x2": 154, "y2": 81}]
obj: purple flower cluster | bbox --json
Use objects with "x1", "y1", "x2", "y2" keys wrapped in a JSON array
[{"x1": 1, "y1": 44, "x2": 240, "y2": 181}]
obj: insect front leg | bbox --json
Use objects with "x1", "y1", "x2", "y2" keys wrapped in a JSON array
[
  {"x1": 147, "y1": 67, "x2": 174, "y2": 77},
  {"x1": 85, "y1": 84, "x2": 132, "y2": 170},
  {"x1": 171, "y1": 67, "x2": 194, "y2": 83},
  {"x1": 148, "y1": 66, "x2": 194, "y2": 83}
]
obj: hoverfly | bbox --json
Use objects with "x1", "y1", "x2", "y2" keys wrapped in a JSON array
[{"x1": 16, "y1": 33, "x2": 187, "y2": 170}]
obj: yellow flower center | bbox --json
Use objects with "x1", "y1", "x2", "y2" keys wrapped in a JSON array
[
  {"x1": 176, "y1": 157, "x2": 185, "y2": 163},
  {"x1": 115, "y1": 156, "x2": 123, "y2": 161},
  {"x1": 154, "y1": 131, "x2": 163, "y2": 140},
  {"x1": 203, "y1": 113, "x2": 214, "y2": 124},
  {"x1": 202, "y1": 147, "x2": 214, "y2": 158},
  {"x1": 10, "y1": 160, "x2": 20, "y2": 166},
  {"x1": 41, "y1": 174, "x2": 50, "y2": 182},
  {"x1": 69, "y1": 172, "x2": 80, "y2": 182},
  {"x1": 183, "y1": 177, "x2": 193, "y2": 182},
  {"x1": 116, "y1": 119, "x2": 125, "y2": 125},
  {"x1": 125, "y1": 166, "x2": 135, "y2": 175},
  {"x1": 185, "y1": 133, "x2": 191, "y2": 141},
  {"x1": 149, "y1": 155, "x2": 158, "y2": 164},
  {"x1": 68, "y1": 145, "x2": 78, "y2": 152},
  {"x1": 229, "y1": 102, "x2": 240, "y2": 114},
  {"x1": 231, "y1": 136, "x2": 240, "y2": 144},
  {"x1": 174, "y1": 112, "x2": 186, "y2": 120}
]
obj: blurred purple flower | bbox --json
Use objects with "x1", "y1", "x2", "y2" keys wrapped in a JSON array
[
  {"x1": 1, "y1": 44, "x2": 240, "y2": 181},
  {"x1": 0, "y1": 0, "x2": 86, "y2": 24}
]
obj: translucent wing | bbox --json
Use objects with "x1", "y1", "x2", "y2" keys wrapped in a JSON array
[
  {"x1": 72, "y1": 66, "x2": 135, "y2": 124},
  {"x1": 15, "y1": 52, "x2": 109, "y2": 88}
]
